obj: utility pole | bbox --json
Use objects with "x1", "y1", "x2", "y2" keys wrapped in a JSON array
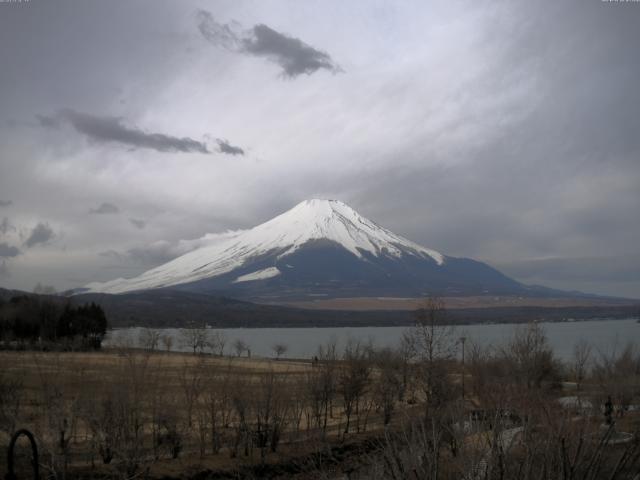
[{"x1": 459, "y1": 336, "x2": 466, "y2": 404}]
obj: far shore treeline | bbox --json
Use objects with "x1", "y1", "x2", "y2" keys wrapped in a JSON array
[{"x1": 0, "y1": 295, "x2": 107, "y2": 350}]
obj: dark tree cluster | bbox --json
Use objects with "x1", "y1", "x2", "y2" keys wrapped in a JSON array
[{"x1": 0, "y1": 295, "x2": 108, "y2": 350}]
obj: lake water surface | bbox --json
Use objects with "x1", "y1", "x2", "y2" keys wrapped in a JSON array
[{"x1": 105, "y1": 318, "x2": 640, "y2": 361}]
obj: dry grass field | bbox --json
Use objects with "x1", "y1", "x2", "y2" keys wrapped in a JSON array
[
  {"x1": 0, "y1": 347, "x2": 413, "y2": 479},
  {"x1": 276, "y1": 295, "x2": 637, "y2": 311}
]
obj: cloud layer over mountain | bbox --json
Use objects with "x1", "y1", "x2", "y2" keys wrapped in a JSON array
[{"x1": 0, "y1": 1, "x2": 638, "y2": 297}]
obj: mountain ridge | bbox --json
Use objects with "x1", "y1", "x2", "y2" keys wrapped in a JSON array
[{"x1": 80, "y1": 199, "x2": 573, "y2": 300}]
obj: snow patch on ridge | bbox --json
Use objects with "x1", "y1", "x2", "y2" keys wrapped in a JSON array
[{"x1": 233, "y1": 267, "x2": 281, "y2": 283}]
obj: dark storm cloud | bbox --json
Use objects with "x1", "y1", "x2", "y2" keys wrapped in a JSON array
[
  {"x1": 129, "y1": 218, "x2": 146, "y2": 229},
  {"x1": 216, "y1": 138, "x2": 244, "y2": 156},
  {"x1": 0, "y1": 243, "x2": 21, "y2": 258},
  {"x1": 0, "y1": 200, "x2": 12, "y2": 207},
  {"x1": 24, "y1": 223, "x2": 55, "y2": 248},
  {"x1": 197, "y1": 10, "x2": 342, "y2": 77},
  {"x1": 43, "y1": 110, "x2": 210, "y2": 154},
  {"x1": 89, "y1": 202, "x2": 120, "y2": 215}
]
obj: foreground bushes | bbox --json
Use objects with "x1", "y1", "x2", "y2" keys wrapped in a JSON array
[{"x1": 1, "y1": 307, "x2": 640, "y2": 479}]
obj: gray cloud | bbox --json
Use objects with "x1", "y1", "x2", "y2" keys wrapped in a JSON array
[
  {"x1": 129, "y1": 218, "x2": 146, "y2": 229},
  {"x1": 216, "y1": 138, "x2": 244, "y2": 156},
  {"x1": 33, "y1": 282, "x2": 57, "y2": 294},
  {"x1": 90, "y1": 202, "x2": 120, "y2": 215},
  {"x1": 197, "y1": 10, "x2": 342, "y2": 77},
  {"x1": 0, "y1": 243, "x2": 21, "y2": 258},
  {"x1": 99, "y1": 230, "x2": 242, "y2": 268},
  {"x1": 36, "y1": 114, "x2": 60, "y2": 129},
  {"x1": 100, "y1": 242, "x2": 176, "y2": 267},
  {"x1": 0, "y1": 200, "x2": 12, "y2": 207},
  {"x1": 0, "y1": 218, "x2": 14, "y2": 235},
  {"x1": 24, "y1": 222, "x2": 55, "y2": 248},
  {"x1": 496, "y1": 256, "x2": 640, "y2": 284},
  {"x1": 42, "y1": 110, "x2": 210, "y2": 154},
  {"x1": 99, "y1": 249, "x2": 125, "y2": 261}
]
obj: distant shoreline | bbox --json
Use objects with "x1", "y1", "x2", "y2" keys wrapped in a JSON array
[
  {"x1": 109, "y1": 315, "x2": 639, "y2": 331},
  {"x1": 104, "y1": 304, "x2": 639, "y2": 329}
]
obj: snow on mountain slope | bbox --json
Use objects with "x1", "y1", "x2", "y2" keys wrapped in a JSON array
[
  {"x1": 84, "y1": 199, "x2": 445, "y2": 294},
  {"x1": 233, "y1": 267, "x2": 281, "y2": 283}
]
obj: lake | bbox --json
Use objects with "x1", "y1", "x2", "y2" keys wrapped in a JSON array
[{"x1": 105, "y1": 318, "x2": 640, "y2": 362}]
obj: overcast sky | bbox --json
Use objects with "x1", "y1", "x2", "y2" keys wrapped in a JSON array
[{"x1": 1, "y1": 0, "x2": 639, "y2": 298}]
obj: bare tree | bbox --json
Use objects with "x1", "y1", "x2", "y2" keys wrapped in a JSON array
[
  {"x1": 138, "y1": 328, "x2": 161, "y2": 351},
  {"x1": 230, "y1": 374, "x2": 251, "y2": 458},
  {"x1": 405, "y1": 297, "x2": 457, "y2": 411},
  {"x1": 251, "y1": 369, "x2": 290, "y2": 462},
  {"x1": 502, "y1": 322, "x2": 560, "y2": 390},
  {"x1": 114, "y1": 351, "x2": 153, "y2": 477},
  {"x1": 180, "y1": 327, "x2": 210, "y2": 354},
  {"x1": 209, "y1": 331, "x2": 227, "y2": 356},
  {"x1": 339, "y1": 340, "x2": 372, "y2": 434},
  {"x1": 0, "y1": 371, "x2": 22, "y2": 435},
  {"x1": 203, "y1": 363, "x2": 234, "y2": 454},
  {"x1": 32, "y1": 352, "x2": 85, "y2": 480},
  {"x1": 161, "y1": 334, "x2": 173, "y2": 352},
  {"x1": 372, "y1": 348, "x2": 402, "y2": 426},
  {"x1": 593, "y1": 342, "x2": 639, "y2": 418},
  {"x1": 233, "y1": 339, "x2": 248, "y2": 357},
  {"x1": 571, "y1": 339, "x2": 592, "y2": 393},
  {"x1": 272, "y1": 343, "x2": 288, "y2": 360},
  {"x1": 407, "y1": 297, "x2": 457, "y2": 363},
  {"x1": 179, "y1": 358, "x2": 206, "y2": 428}
]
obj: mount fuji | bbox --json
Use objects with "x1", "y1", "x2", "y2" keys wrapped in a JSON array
[{"x1": 83, "y1": 199, "x2": 530, "y2": 300}]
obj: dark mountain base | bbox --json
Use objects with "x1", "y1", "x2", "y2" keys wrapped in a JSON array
[
  {"x1": 169, "y1": 241, "x2": 530, "y2": 299},
  {"x1": 3, "y1": 288, "x2": 637, "y2": 329},
  {"x1": 75, "y1": 289, "x2": 638, "y2": 328}
]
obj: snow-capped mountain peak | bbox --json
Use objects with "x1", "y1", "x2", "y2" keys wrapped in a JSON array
[
  {"x1": 247, "y1": 199, "x2": 444, "y2": 263},
  {"x1": 83, "y1": 199, "x2": 445, "y2": 294}
]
